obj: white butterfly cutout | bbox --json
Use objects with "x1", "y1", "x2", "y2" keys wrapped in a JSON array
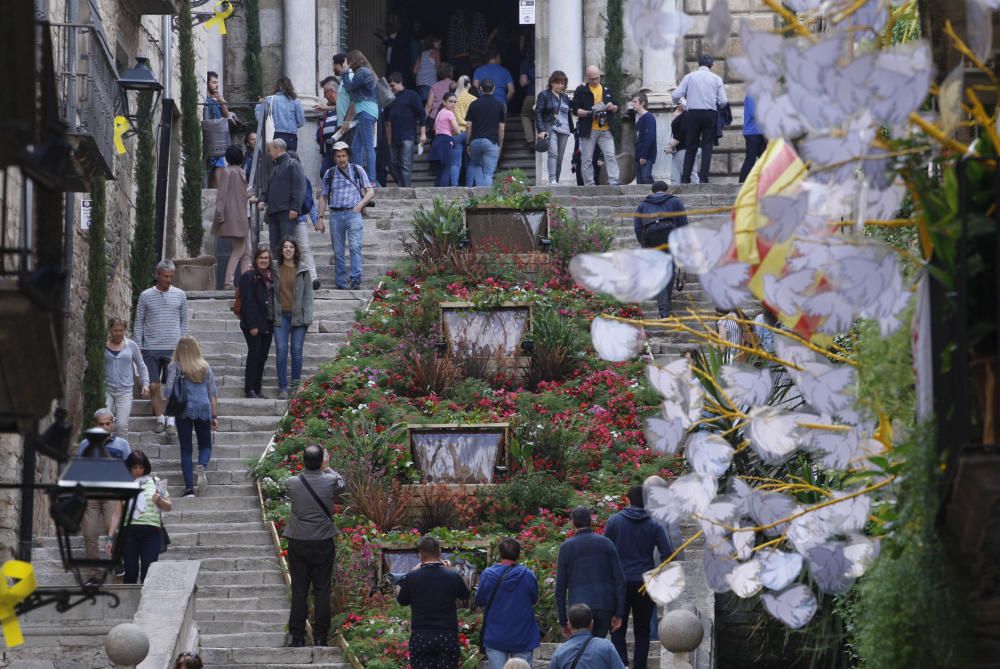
[
  {"x1": 787, "y1": 509, "x2": 835, "y2": 554},
  {"x1": 646, "y1": 473, "x2": 717, "y2": 524},
  {"x1": 625, "y1": 0, "x2": 694, "y2": 50},
  {"x1": 726, "y1": 559, "x2": 764, "y2": 598},
  {"x1": 806, "y1": 541, "x2": 856, "y2": 593},
  {"x1": 643, "y1": 414, "x2": 687, "y2": 456},
  {"x1": 703, "y1": 539, "x2": 738, "y2": 592},
  {"x1": 591, "y1": 317, "x2": 645, "y2": 362},
  {"x1": 747, "y1": 406, "x2": 819, "y2": 465},
  {"x1": 569, "y1": 249, "x2": 673, "y2": 303},
  {"x1": 720, "y1": 365, "x2": 773, "y2": 407},
  {"x1": 843, "y1": 534, "x2": 880, "y2": 578},
  {"x1": 756, "y1": 548, "x2": 804, "y2": 591},
  {"x1": 762, "y1": 584, "x2": 818, "y2": 628},
  {"x1": 747, "y1": 488, "x2": 799, "y2": 537},
  {"x1": 643, "y1": 562, "x2": 685, "y2": 606},
  {"x1": 774, "y1": 338, "x2": 856, "y2": 416},
  {"x1": 686, "y1": 432, "x2": 734, "y2": 479},
  {"x1": 647, "y1": 359, "x2": 704, "y2": 428},
  {"x1": 815, "y1": 489, "x2": 871, "y2": 533},
  {"x1": 668, "y1": 220, "x2": 751, "y2": 309},
  {"x1": 705, "y1": 0, "x2": 732, "y2": 55},
  {"x1": 697, "y1": 494, "x2": 742, "y2": 539}
]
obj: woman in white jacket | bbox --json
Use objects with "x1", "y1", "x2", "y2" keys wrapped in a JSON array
[{"x1": 104, "y1": 317, "x2": 150, "y2": 437}]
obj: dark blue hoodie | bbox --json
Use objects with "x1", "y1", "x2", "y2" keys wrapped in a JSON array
[
  {"x1": 604, "y1": 507, "x2": 673, "y2": 582},
  {"x1": 634, "y1": 191, "x2": 688, "y2": 248},
  {"x1": 475, "y1": 562, "x2": 541, "y2": 652}
]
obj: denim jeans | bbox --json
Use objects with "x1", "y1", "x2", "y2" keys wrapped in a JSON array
[
  {"x1": 581, "y1": 129, "x2": 620, "y2": 185},
  {"x1": 176, "y1": 416, "x2": 212, "y2": 491},
  {"x1": 449, "y1": 132, "x2": 466, "y2": 186},
  {"x1": 351, "y1": 111, "x2": 377, "y2": 184},
  {"x1": 485, "y1": 648, "x2": 533, "y2": 669},
  {"x1": 329, "y1": 210, "x2": 364, "y2": 288},
  {"x1": 389, "y1": 139, "x2": 415, "y2": 186},
  {"x1": 296, "y1": 216, "x2": 318, "y2": 280},
  {"x1": 469, "y1": 138, "x2": 500, "y2": 186},
  {"x1": 273, "y1": 131, "x2": 298, "y2": 152},
  {"x1": 105, "y1": 389, "x2": 133, "y2": 437},
  {"x1": 636, "y1": 159, "x2": 654, "y2": 184},
  {"x1": 547, "y1": 131, "x2": 569, "y2": 183},
  {"x1": 122, "y1": 524, "x2": 161, "y2": 584},
  {"x1": 274, "y1": 311, "x2": 308, "y2": 391}
]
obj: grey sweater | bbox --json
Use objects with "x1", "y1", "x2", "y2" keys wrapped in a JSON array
[{"x1": 105, "y1": 338, "x2": 150, "y2": 391}]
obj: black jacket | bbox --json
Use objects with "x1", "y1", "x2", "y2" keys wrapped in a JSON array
[
  {"x1": 261, "y1": 153, "x2": 306, "y2": 215},
  {"x1": 534, "y1": 89, "x2": 575, "y2": 135},
  {"x1": 571, "y1": 82, "x2": 618, "y2": 139},
  {"x1": 634, "y1": 192, "x2": 689, "y2": 247},
  {"x1": 238, "y1": 269, "x2": 275, "y2": 334}
]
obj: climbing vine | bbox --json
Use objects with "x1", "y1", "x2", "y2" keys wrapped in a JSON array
[
  {"x1": 179, "y1": 0, "x2": 204, "y2": 257},
  {"x1": 82, "y1": 178, "x2": 107, "y2": 421},
  {"x1": 604, "y1": 0, "x2": 625, "y2": 143},
  {"x1": 130, "y1": 91, "x2": 157, "y2": 322},
  {"x1": 244, "y1": 0, "x2": 263, "y2": 101}
]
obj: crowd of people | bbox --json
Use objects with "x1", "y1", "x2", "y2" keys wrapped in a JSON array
[{"x1": 285, "y1": 443, "x2": 679, "y2": 669}]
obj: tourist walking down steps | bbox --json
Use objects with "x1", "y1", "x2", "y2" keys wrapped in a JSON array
[
  {"x1": 165, "y1": 336, "x2": 218, "y2": 497},
  {"x1": 134, "y1": 259, "x2": 189, "y2": 437},
  {"x1": 104, "y1": 317, "x2": 150, "y2": 437}
]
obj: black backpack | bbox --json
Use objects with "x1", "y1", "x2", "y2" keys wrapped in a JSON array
[{"x1": 640, "y1": 195, "x2": 685, "y2": 248}]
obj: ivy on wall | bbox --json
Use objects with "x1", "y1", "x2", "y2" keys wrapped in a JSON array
[
  {"x1": 244, "y1": 0, "x2": 263, "y2": 100},
  {"x1": 179, "y1": 0, "x2": 205, "y2": 257},
  {"x1": 130, "y1": 91, "x2": 157, "y2": 323},
  {"x1": 604, "y1": 0, "x2": 625, "y2": 143},
  {"x1": 82, "y1": 178, "x2": 107, "y2": 421}
]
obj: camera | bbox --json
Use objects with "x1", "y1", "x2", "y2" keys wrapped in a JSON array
[{"x1": 596, "y1": 111, "x2": 608, "y2": 126}]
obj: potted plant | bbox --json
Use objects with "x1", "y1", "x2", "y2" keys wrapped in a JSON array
[{"x1": 465, "y1": 170, "x2": 551, "y2": 253}]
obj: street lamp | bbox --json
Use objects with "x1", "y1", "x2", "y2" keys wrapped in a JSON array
[
  {"x1": 49, "y1": 428, "x2": 142, "y2": 586},
  {"x1": 117, "y1": 57, "x2": 163, "y2": 136}
]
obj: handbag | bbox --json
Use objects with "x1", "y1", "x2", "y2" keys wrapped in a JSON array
[
  {"x1": 159, "y1": 524, "x2": 171, "y2": 554},
  {"x1": 478, "y1": 565, "x2": 514, "y2": 654},
  {"x1": 201, "y1": 117, "x2": 230, "y2": 158},
  {"x1": 376, "y1": 76, "x2": 396, "y2": 110},
  {"x1": 164, "y1": 373, "x2": 187, "y2": 417}
]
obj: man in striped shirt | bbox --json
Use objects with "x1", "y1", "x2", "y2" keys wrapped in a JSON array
[{"x1": 134, "y1": 259, "x2": 189, "y2": 434}]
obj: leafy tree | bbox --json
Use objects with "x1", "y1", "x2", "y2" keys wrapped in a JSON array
[
  {"x1": 178, "y1": 0, "x2": 204, "y2": 256},
  {"x1": 82, "y1": 178, "x2": 107, "y2": 420},
  {"x1": 130, "y1": 91, "x2": 156, "y2": 321}
]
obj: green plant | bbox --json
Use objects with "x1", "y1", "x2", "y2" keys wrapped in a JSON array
[
  {"x1": 395, "y1": 344, "x2": 461, "y2": 397},
  {"x1": 243, "y1": 0, "x2": 263, "y2": 100},
  {"x1": 525, "y1": 307, "x2": 587, "y2": 387},
  {"x1": 130, "y1": 91, "x2": 157, "y2": 321},
  {"x1": 404, "y1": 198, "x2": 466, "y2": 265},
  {"x1": 347, "y1": 477, "x2": 412, "y2": 532},
  {"x1": 415, "y1": 484, "x2": 461, "y2": 531},
  {"x1": 82, "y1": 177, "x2": 107, "y2": 420},
  {"x1": 603, "y1": 0, "x2": 625, "y2": 143},
  {"x1": 178, "y1": 0, "x2": 204, "y2": 256},
  {"x1": 511, "y1": 412, "x2": 584, "y2": 472},
  {"x1": 486, "y1": 471, "x2": 574, "y2": 527},
  {"x1": 467, "y1": 169, "x2": 551, "y2": 210},
  {"x1": 548, "y1": 210, "x2": 615, "y2": 270}
]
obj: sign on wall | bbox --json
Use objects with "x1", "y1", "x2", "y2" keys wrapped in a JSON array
[
  {"x1": 80, "y1": 199, "x2": 92, "y2": 231},
  {"x1": 519, "y1": 0, "x2": 536, "y2": 24}
]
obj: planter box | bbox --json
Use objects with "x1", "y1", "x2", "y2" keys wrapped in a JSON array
[
  {"x1": 440, "y1": 302, "x2": 532, "y2": 381},
  {"x1": 408, "y1": 423, "x2": 510, "y2": 484},
  {"x1": 172, "y1": 256, "x2": 216, "y2": 292},
  {"x1": 465, "y1": 207, "x2": 548, "y2": 253}
]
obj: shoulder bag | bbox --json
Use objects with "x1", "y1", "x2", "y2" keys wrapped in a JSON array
[
  {"x1": 337, "y1": 165, "x2": 375, "y2": 209},
  {"x1": 478, "y1": 565, "x2": 514, "y2": 654},
  {"x1": 298, "y1": 474, "x2": 334, "y2": 523},
  {"x1": 164, "y1": 373, "x2": 187, "y2": 417},
  {"x1": 569, "y1": 636, "x2": 594, "y2": 669},
  {"x1": 155, "y1": 478, "x2": 171, "y2": 554}
]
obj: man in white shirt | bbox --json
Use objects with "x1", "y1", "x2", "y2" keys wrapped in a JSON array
[{"x1": 672, "y1": 54, "x2": 727, "y2": 184}]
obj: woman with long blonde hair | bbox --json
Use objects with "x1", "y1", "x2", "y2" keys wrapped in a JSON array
[{"x1": 165, "y1": 336, "x2": 218, "y2": 497}]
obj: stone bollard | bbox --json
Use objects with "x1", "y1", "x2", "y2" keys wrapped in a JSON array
[
  {"x1": 105, "y1": 623, "x2": 150, "y2": 669},
  {"x1": 659, "y1": 608, "x2": 704, "y2": 669}
]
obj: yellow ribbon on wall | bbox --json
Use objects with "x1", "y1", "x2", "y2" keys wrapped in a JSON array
[
  {"x1": 204, "y1": 0, "x2": 233, "y2": 35},
  {"x1": 0, "y1": 560, "x2": 37, "y2": 648},
  {"x1": 113, "y1": 115, "x2": 129, "y2": 154}
]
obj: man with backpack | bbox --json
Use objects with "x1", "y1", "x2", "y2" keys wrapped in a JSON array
[
  {"x1": 634, "y1": 181, "x2": 689, "y2": 318},
  {"x1": 475, "y1": 537, "x2": 541, "y2": 669},
  {"x1": 317, "y1": 141, "x2": 374, "y2": 290},
  {"x1": 549, "y1": 604, "x2": 626, "y2": 669},
  {"x1": 284, "y1": 444, "x2": 345, "y2": 647}
]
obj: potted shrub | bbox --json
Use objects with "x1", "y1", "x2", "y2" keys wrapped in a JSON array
[{"x1": 465, "y1": 170, "x2": 551, "y2": 253}]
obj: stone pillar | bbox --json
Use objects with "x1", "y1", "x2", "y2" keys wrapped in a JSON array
[
  {"x1": 283, "y1": 0, "x2": 319, "y2": 104},
  {"x1": 640, "y1": 1, "x2": 681, "y2": 184},
  {"x1": 547, "y1": 0, "x2": 583, "y2": 185},
  {"x1": 205, "y1": 30, "x2": 225, "y2": 94}
]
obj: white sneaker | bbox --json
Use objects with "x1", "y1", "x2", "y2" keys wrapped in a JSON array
[
  {"x1": 152, "y1": 416, "x2": 166, "y2": 434},
  {"x1": 165, "y1": 417, "x2": 176, "y2": 435}
]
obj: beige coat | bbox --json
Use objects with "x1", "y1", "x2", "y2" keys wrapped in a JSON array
[{"x1": 212, "y1": 165, "x2": 250, "y2": 238}]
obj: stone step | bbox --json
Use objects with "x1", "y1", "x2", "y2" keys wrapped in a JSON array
[
  {"x1": 188, "y1": 289, "x2": 372, "y2": 303},
  {"x1": 197, "y1": 570, "x2": 287, "y2": 587},
  {"x1": 197, "y1": 339, "x2": 346, "y2": 355},
  {"x1": 203, "y1": 664, "x2": 349, "y2": 669},
  {"x1": 130, "y1": 434, "x2": 272, "y2": 455},
  {"x1": 186, "y1": 318, "x2": 355, "y2": 334},
  {"x1": 192, "y1": 351, "x2": 342, "y2": 368},
  {"x1": 128, "y1": 414, "x2": 284, "y2": 433},
  {"x1": 196, "y1": 609, "x2": 290, "y2": 623},
  {"x1": 199, "y1": 647, "x2": 345, "y2": 666},
  {"x1": 198, "y1": 583, "x2": 288, "y2": 599},
  {"x1": 130, "y1": 398, "x2": 287, "y2": 416},
  {"x1": 197, "y1": 596, "x2": 291, "y2": 611}
]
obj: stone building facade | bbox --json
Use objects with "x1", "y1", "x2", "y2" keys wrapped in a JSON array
[{"x1": 0, "y1": 0, "x2": 214, "y2": 558}]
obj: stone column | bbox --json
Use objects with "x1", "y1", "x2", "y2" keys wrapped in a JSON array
[
  {"x1": 547, "y1": 0, "x2": 583, "y2": 185},
  {"x1": 640, "y1": 0, "x2": 681, "y2": 183},
  {"x1": 205, "y1": 30, "x2": 225, "y2": 94},
  {"x1": 283, "y1": 0, "x2": 319, "y2": 104},
  {"x1": 282, "y1": 0, "x2": 321, "y2": 180}
]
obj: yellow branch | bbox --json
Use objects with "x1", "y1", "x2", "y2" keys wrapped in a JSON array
[
  {"x1": 645, "y1": 530, "x2": 705, "y2": 579},
  {"x1": 760, "y1": 0, "x2": 816, "y2": 40},
  {"x1": 966, "y1": 88, "x2": 1000, "y2": 151},
  {"x1": 909, "y1": 112, "x2": 969, "y2": 155},
  {"x1": 944, "y1": 20, "x2": 1000, "y2": 85},
  {"x1": 798, "y1": 422, "x2": 854, "y2": 432},
  {"x1": 750, "y1": 536, "x2": 787, "y2": 553}
]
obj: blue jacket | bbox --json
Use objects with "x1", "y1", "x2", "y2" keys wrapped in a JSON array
[
  {"x1": 634, "y1": 112, "x2": 657, "y2": 162},
  {"x1": 77, "y1": 436, "x2": 131, "y2": 460},
  {"x1": 743, "y1": 94, "x2": 761, "y2": 136},
  {"x1": 634, "y1": 192, "x2": 689, "y2": 247},
  {"x1": 604, "y1": 507, "x2": 672, "y2": 582},
  {"x1": 255, "y1": 92, "x2": 305, "y2": 134},
  {"x1": 555, "y1": 529, "x2": 626, "y2": 625},
  {"x1": 549, "y1": 631, "x2": 626, "y2": 669},
  {"x1": 474, "y1": 562, "x2": 541, "y2": 652}
]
